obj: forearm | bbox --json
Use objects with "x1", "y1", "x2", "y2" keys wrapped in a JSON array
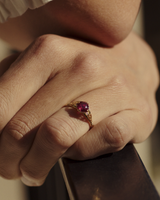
[
  {"x1": 0, "y1": 0, "x2": 141, "y2": 50},
  {"x1": 45, "y1": 0, "x2": 142, "y2": 46}
]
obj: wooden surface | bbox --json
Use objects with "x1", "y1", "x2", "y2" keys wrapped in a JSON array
[{"x1": 60, "y1": 144, "x2": 160, "y2": 200}]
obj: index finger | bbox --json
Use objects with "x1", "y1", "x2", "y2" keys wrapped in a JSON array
[{"x1": 0, "y1": 35, "x2": 72, "y2": 131}]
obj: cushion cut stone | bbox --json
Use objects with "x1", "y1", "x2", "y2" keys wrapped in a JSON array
[{"x1": 77, "y1": 102, "x2": 89, "y2": 112}]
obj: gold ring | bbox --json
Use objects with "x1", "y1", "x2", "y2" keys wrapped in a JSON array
[{"x1": 64, "y1": 101, "x2": 93, "y2": 129}]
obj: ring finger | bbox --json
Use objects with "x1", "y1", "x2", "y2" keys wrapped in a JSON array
[{"x1": 19, "y1": 86, "x2": 134, "y2": 186}]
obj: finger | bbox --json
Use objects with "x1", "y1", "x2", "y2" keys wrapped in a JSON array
[
  {"x1": 0, "y1": 46, "x2": 49, "y2": 129},
  {"x1": 20, "y1": 107, "x2": 89, "y2": 186},
  {"x1": 0, "y1": 35, "x2": 76, "y2": 131},
  {"x1": 19, "y1": 86, "x2": 132, "y2": 186},
  {"x1": 0, "y1": 43, "x2": 110, "y2": 180},
  {"x1": 0, "y1": 35, "x2": 81, "y2": 179},
  {"x1": 0, "y1": 57, "x2": 103, "y2": 179},
  {"x1": 20, "y1": 83, "x2": 155, "y2": 186},
  {"x1": 64, "y1": 107, "x2": 153, "y2": 160}
]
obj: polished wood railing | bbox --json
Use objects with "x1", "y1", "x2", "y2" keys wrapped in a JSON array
[
  {"x1": 60, "y1": 144, "x2": 160, "y2": 200},
  {"x1": 27, "y1": 144, "x2": 160, "y2": 200}
]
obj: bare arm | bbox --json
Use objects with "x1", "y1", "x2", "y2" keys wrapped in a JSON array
[{"x1": 0, "y1": 0, "x2": 141, "y2": 49}]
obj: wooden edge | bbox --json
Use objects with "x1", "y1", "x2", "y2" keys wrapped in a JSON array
[
  {"x1": 59, "y1": 144, "x2": 160, "y2": 200},
  {"x1": 59, "y1": 159, "x2": 75, "y2": 200}
]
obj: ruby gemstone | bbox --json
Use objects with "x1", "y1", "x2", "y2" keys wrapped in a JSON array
[{"x1": 77, "y1": 102, "x2": 89, "y2": 112}]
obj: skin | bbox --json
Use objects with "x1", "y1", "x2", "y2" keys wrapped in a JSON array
[
  {"x1": 0, "y1": 33, "x2": 158, "y2": 186},
  {"x1": 0, "y1": 0, "x2": 158, "y2": 186},
  {"x1": 0, "y1": 0, "x2": 141, "y2": 49}
]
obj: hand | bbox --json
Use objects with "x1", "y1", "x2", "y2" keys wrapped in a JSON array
[{"x1": 0, "y1": 32, "x2": 158, "y2": 186}]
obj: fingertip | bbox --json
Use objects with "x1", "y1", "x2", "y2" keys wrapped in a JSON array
[{"x1": 21, "y1": 176, "x2": 44, "y2": 187}]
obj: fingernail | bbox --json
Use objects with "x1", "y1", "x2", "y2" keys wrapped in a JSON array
[{"x1": 21, "y1": 176, "x2": 40, "y2": 186}]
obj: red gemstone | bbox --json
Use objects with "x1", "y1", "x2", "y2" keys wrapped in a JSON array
[{"x1": 77, "y1": 102, "x2": 89, "y2": 112}]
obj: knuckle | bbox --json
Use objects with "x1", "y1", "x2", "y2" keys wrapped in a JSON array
[
  {"x1": 109, "y1": 75, "x2": 128, "y2": 91},
  {"x1": 141, "y1": 100, "x2": 151, "y2": 118},
  {"x1": 107, "y1": 75, "x2": 130, "y2": 99},
  {"x1": 32, "y1": 35, "x2": 52, "y2": 56},
  {"x1": 42, "y1": 117, "x2": 76, "y2": 150},
  {"x1": 105, "y1": 118, "x2": 128, "y2": 150},
  {"x1": 5, "y1": 118, "x2": 32, "y2": 141},
  {"x1": 138, "y1": 98, "x2": 153, "y2": 127},
  {"x1": 30, "y1": 35, "x2": 69, "y2": 74},
  {"x1": 32, "y1": 35, "x2": 64, "y2": 58},
  {"x1": 73, "y1": 52, "x2": 104, "y2": 81}
]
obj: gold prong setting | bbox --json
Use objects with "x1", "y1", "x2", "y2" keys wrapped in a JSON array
[{"x1": 64, "y1": 101, "x2": 93, "y2": 129}]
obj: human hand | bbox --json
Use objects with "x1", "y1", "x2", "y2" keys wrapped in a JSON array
[{"x1": 0, "y1": 32, "x2": 158, "y2": 186}]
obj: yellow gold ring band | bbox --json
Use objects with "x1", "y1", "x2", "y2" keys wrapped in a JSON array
[{"x1": 64, "y1": 101, "x2": 93, "y2": 129}]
